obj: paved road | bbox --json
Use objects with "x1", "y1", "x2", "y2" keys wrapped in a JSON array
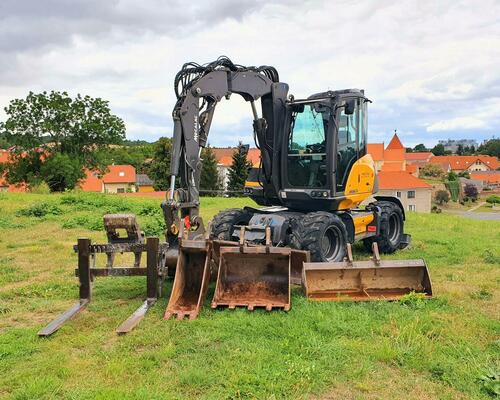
[{"x1": 444, "y1": 210, "x2": 500, "y2": 221}]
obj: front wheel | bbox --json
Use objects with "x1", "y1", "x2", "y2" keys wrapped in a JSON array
[
  {"x1": 363, "y1": 201, "x2": 404, "y2": 253},
  {"x1": 291, "y1": 212, "x2": 348, "y2": 262}
]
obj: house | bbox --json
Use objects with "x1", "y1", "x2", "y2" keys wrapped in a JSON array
[
  {"x1": 212, "y1": 147, "x2": 261, "y2": 190},
  {"x1": 405, "y1": 152, "x2": 433, "y2": 175},
  {"x1": 136, "y1": 174, "x2": 155, "y2": 192},
  {"x1": 367, "y1": 133, "x2": 407, "y2": 173},
  {"x1": 429, "y1": 155, "x2": 499, "y2": 172},
  {"x1": 0, "y1": 149, "x2": 26, "y2": 192},
  {"x1": 102, "y1": 165, "x2": 137, "y2": 193},
  {"x1": 80, "y1": 165, "x2": 137, "y2": 193},
  {"x1": 376, "y1": 171, "x2": 432, "y2": 213},
  {"x1": 469, "y1": 171, "x2": 500, "y2": 189}
]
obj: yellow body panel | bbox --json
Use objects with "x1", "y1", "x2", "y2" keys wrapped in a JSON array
[
  {"x1": 338, "y1": 154, "x2": 376, "y2": 210},
  {"x1": 352, "y1": 213, "x2": 375, "y2": 235}
]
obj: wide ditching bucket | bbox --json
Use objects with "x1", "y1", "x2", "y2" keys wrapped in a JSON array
[
  {"x1": 164, "y1": 239, "x2": 211, "y2": 320},
  {"x1": 303, "y1": 243, "x2": 432, "y2": 301}
]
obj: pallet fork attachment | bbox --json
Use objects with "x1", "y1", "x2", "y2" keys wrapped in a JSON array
[{"x1": 38, "y1": 215, "x2": 167, "y2": 337}]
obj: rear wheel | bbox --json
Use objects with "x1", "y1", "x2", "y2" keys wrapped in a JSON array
[
  {"x1": 363, "y1": 201, "x2": 404, "y2": 253},
  {"x1": 291, "y1": 212, "x2": 347, "y2": 262},
  {"x1": 210, "y1": 208, "x2": 253, "y2": 240}
]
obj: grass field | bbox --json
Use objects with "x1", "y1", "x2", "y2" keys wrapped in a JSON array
[{"x1": 0, "y1": 192, "x2": 499, "y2": 399}]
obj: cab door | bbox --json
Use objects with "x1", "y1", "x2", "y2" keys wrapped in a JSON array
[{"x1": 335, "y1": 98, "x2": 359, "y2": 194}]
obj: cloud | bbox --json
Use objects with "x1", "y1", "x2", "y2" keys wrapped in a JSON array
[
  {"x1": 0, "y1": 0, "x2": 499, "y2": 147},
  {"x1": 427, "y1": 117, "x2": 488, "y2": 132}
]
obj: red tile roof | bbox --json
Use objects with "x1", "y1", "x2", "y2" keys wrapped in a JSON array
[
  {"x1": 212, "y1": 147, "x2": 261, "y2": 167},
  {"x1": 430, "y1": 156, "x2": 499, "y2": 171},
  {"x1": 102, "y1": 165, "x2": 136, "y2": 184},
  {"x1": 470, "y1": 171, "x2": 500, "y2": 184},
  {"x1": 80, "y1": 169, "x2": 103, "y2": 192},
  {"x1": 0, "y1": 150, "x2": 9, "y2": 163},
  {"x1": 386, "y1": 133, "x2": 404, "y2": 150},
  {"x1": 378, "y1": 171, "x2": 431, "y2": 190},
  {"x1": 381, "y1": 161, "x2": 405, "y2": 172},
  {"x1": 405, "y1": 152, "x2": 433, "y2": 161},
  {"x1": 406, "y1": 164, "x2": 418, "y2": 174},
  {"x1": 367, "y1": 143, "x2": 384, "y2": 161}
]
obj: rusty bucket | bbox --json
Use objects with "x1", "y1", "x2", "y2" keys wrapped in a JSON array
[
  {"x1": 164, "y1": 239, "x2": 211, "y2": 320},
  {"x1": 211, "y1": 244, "x2": 295, "y2": 311},
  {"x1": 303, "y1": 244, "x2": 432, "y2": 301}
]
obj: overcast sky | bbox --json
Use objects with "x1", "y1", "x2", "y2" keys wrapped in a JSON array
[{"x1": 1, "y1": 0, "x2": 499, "y2": 148}]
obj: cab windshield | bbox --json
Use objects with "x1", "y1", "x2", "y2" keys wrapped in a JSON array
[{"x1": 287, "y1": 104, "x2": 329, "y2": 188}]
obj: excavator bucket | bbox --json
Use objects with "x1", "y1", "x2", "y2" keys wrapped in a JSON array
[
  {"x1": 303, "y1": 243, "x2": 432, "y2": 301},
  {"x1": 211, "y1": 228, "x2": 305, "y2": 311},
  {"x1": 211, "y1": 245, "x2": 292, "y2": 311},
  {"x1": 164, "y1": 239, "x2": 211, "y2": 320}
]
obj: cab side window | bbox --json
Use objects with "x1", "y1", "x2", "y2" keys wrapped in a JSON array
[{"x1": 336, "y1": 100, "x2": 358, "y2": 192}]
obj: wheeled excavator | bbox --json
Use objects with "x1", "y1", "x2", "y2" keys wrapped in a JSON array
[
  {"x1": 38, "y1": 58, "x2": 432, "y2": 336},
  {"x1": 162, "y1": 57, "x2": 432, "y2": 319}
]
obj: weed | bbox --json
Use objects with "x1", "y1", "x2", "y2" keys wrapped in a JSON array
[
  {"x1": 399, "y1": 291, "x2": 428, "y2": 308},
  {"x1": 16, "y1": 202, "x2": 62, "y2": 217},
  {"x1": 482, "y1": 249, "x2": 500, "y2": 264},
  {"x1": 470, "y1": 288, "x2": 493, "y2": 300},
  {"x1": 479, "y1": 368, "x2": 500, "y2": 397}
]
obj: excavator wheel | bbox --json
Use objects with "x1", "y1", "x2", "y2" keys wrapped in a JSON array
[
  {"x1": 363, "y1": 201, "x2": 404, "y2": 254},
  {"x1": 292, "y1": 212, "x2": 347, "y2": 262},
  {"x1": 210, "y1": 208, "x2": 253, "y2": 240}
]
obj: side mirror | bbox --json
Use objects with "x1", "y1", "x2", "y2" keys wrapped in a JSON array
[{"x1": 344, "y1": 99, "x2": 356, "y2": 115}]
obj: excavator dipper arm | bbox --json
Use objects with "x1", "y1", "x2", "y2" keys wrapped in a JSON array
[{"x1": 163, "y1": 57, "x2": 286, "y2": 240}]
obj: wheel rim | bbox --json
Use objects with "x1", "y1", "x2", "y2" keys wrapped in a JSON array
[
  {"x1": 388, "y1": 214, "x2": 401, "y2": 244},
  {"x1": 321, "y1": 226, "x2": 342, "y2": 261}
]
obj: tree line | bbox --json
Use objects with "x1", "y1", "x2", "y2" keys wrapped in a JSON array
[
  {"x1": 406, "y1": 141, "x2": 500, "y2": 158},
  {"x1": 0, "y1": 91, "x2": 252, "y2": 195}
]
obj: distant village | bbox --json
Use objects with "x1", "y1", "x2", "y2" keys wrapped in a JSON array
[{"x1": 1, "y1": 134, "x2": 498, "y2": 213}]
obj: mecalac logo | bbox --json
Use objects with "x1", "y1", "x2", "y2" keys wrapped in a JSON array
[{"x1": 193, "y1": 115, "x2": 199, "y2": 143}]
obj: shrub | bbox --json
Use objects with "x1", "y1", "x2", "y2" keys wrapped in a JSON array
[
  {"x1": 447, "y1": 171, "x2": 458, "y2": 181},
  {"x1": 464, "y1": 183, "x2": 479, "y2": 202},
  {"x1": 28, "y1": 182, "x2": 51, "y2": 194},
  {"x1": 16, "y1": 202, "x2": 62, "y2": 218},
  {"x1": 485, "y1": 195, "x2": 500, "y2": 204},
  {"x1": 479, "y1": 368, "x2": 500, "y2": 396},
  {"x1": 434, "y1": 190, "x2": 450, "y2": 205},
  {"x1": 431, "y1": 205, "x2": 442, "y2": 213},
  {"x1": 420, "y1": 163, "x2": 445, "y2": 179}
]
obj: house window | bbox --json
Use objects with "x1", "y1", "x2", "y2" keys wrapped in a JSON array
[
  {"x1": 408, "y1": 204, "x2": 416, "y2": 211},
  {"x1": 407, "y1": 190, "x2": 416, "y2": 199},
  {"x1": 117, "y1": 188, "x2": 125, "y2": 193},
  {"x1": 396, "y1": 191, "x2": 402, "y2": 198}
]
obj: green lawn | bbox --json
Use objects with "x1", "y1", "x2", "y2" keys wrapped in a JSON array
[{"x1": 0, "y1": 192, "x2": 498, "y2": 399}]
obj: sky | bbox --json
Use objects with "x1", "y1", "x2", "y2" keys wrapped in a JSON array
[{"x1": 1, "y1": 0, "x2": 499, "y2": 148}]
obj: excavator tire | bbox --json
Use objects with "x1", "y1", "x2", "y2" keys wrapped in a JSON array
[
  {"x1": 363, "y1": 201, "x2": 404, "y2": 254},
  {"x1": 210, "y1": 208, "x2": 253, "y2": 240},
  {"x1": 292, "y1": 212, "x2": 347, "y2": 262}
]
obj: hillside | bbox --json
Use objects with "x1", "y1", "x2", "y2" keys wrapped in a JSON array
[{"x1": 0, "y1": 192, "x2": 498, "y2": 399}]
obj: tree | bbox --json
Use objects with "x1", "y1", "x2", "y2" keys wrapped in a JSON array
[
  {"x1": 0, "y1": 91, "x2": 125, "y2": 191},
  {"x1": 478, "y1": 138, "x2": 500, "y2": 158},
  {"x1": 40, "y1": 153, "x2": 85, "y2": 192},
  {"x1": 200, "y1": 146, "x2": 222, "y2": 195},
  {"x1": 413, "y1": 143, "x2": 427, "y2": 152},
  {"x1": 147, "y1": 137, "x2": 172, "y2": 191},
  {"x1": 431, "y1": 143, "x2": 445, "y2": 156},
  {"x1": 420, "y1": 163, "x2": 445, "y2": 179},
  {"x1": 456, "y1": 144, "x2": 464, "y2": 155},
  {"x1": 458, "y1": 171, "x2": 470, "y2": 179},
  {"x1": 227, "y1": 144, "x2": 252, "y2": 196},
  {"x1": 435, "y1": 190, "x2": 450, "y2": 205},
  {"x1": 447, "y1": 171, "x2": 458, "y2": 181},
  {"x1": 464, "y1": 183, "x2": 478, "y2": 202}
]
